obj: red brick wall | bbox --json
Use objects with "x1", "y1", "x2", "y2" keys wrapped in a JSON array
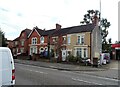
[
  {"x1": 19, "y1": 31, "x2": 28, "y2": 54},
  {"x1": 28, "y1": 29, "x2": 41, "y2": 54}
]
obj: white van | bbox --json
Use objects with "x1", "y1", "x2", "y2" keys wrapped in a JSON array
[{"x1": 0, "y1": 47, "x2": 15, "y2": 87}]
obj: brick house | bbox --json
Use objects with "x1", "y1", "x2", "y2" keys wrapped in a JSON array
[
  {"x1": 7, "y1": 40, "x2": 13, "y2": 49},
  {"x1": 28, "y1": 26, "x2": 44, "y2": 56},
  {"x1": 18, "y1": 29, "x2": 31, "y2": 55},
  {"x1": 12, "y1": 37, "x2": 19, "y2": 55},
  {"x1": 26, "y1": 22, "x2": 101, "y2": 62},
  {"x1": 12, "y1": 29, "x2": 31, "y2": 56},
  {"x1": 28, "y1": 25, "x2": 59, "y2": 56},
  {"x1": 50, "y1": 23, "x2": 101, "y2": 62}
]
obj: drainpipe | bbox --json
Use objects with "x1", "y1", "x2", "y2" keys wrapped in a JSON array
[
  {"x1": 90, "y1": 32, "x2": 92, "y2": 60},
  {"x1": 48, "y1": 35, "x2": 50, "y2": 61}
]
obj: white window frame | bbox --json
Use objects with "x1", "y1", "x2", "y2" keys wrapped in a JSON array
[
  {"x1": 67, "y1": 36, "x2": 71, "y2": 45},
  {"x1": 20, "y1": 48, "x2": 24, "y2": 53},
  {"x1": 77, "y1": 35, "x2": 84, "y2": 45},
  {"x1": 76, "y1": 48, "x2": 82, "y2": 57},
  {"x1": 32, "y1": 37, "x2": 37, "y2": 44},
  {"x1": 40, "y1": 36, "x2": 44, "y2": 44},
  {"x1": 75, "y1": 47, "x2": 88, "y2": 58},
  {"x1": 21, "y1": 40, "x2": 24, "y2": 46}
]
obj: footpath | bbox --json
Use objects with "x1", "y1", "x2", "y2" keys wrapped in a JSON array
[
  {"x1": 14, "y1": 59, "x2": 107, "y2": 71},
  {"x1": 14, "y1": 59, "x2": 119, "y2": 80}
]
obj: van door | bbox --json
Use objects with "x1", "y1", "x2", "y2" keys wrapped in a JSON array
[
  {"x1": 0, "y1": 51, "x2": 2, "y2": 86},
  {"x1": 1, "y1": 51, "x2": 12, "y2": 85}
]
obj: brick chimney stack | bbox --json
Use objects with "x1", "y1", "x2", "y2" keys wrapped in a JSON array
[{"x1": 56, "y1": 23, "x2": 61, "y2": 30}]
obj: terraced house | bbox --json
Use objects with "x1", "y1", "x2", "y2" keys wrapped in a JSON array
[
  {"x1": 11, "y1": 19, "x2": 101, "y2": 62},
  {"x1": 50, "y1": 23, "x2": 101, "y2": 62},
  {"x1": 27, "y1": 22, "x2": 101, "y2": 62}
]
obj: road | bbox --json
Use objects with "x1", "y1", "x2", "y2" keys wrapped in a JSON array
[{"x1": 15, "y1": 63, "x2": 119, "y2": 85}]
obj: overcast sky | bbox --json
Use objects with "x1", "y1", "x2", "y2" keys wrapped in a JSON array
[{"x1": 0, "y1": 0, "x2": 119, "y2": 43}]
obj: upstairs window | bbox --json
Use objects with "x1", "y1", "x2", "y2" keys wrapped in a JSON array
[
  {"x1": 77, "y1": 35, "x2": 84, "y2": 44},
  {"x1": 32, "y1": 37, "x2": 37, "y2": 44},
  {"x1": 40, "y1": 36, "x2": 44, "y2": 44},
  {"x1": 67, "y1": 36, "x2": 71, "y2": 45},
  {"x1": 21, "y1": 39, "x2": 25, "y2": 46}
]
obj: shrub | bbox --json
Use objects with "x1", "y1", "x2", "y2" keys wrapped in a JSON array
[{"x1": 67, "y1": 55, "x2": 78, "y2": 62}]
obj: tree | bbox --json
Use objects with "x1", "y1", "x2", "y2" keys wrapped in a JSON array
[
  {"x1": 0, "y1": 29, "x2": 7, "y2": 47},
  {"x1": 80, "y1": 10, "x2": 100, "y2": 24},
  {"x1": 80, "y1": 10, "x2": 111, "y2": 52}
]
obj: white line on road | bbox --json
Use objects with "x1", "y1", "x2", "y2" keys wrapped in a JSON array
[
  {"x1": 72, "y1": 78, "x2": 103, "y2": 85},
  {"x1": 15, "y1": 63, "x2": 119, "y2": 82},
  {"x1": 22, "y1": 68, "x2": 48, "y2": 74},
  {"x1": 15, "y1": 63, "x2": 48, "y2": 74},
  {"x1": 110, "y1": 68, "x2": 118, "y2": 70},
  {"x1": 15, "y1": 63, "x2": 57, "y2": 71},
  {"x1": 81, "y1": 74, "x2": 119, "y2": 82}
]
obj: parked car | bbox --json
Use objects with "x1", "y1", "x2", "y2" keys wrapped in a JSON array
[
  {"x1": 0, "y1": 47, "x2": 15, "y2": 86},
  {"x1": 100, "y1": 53, "x2": 110, "y2": 65}
]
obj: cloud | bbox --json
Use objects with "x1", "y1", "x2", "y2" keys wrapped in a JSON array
[
  {"x1": 0, "y1": 7, "x2": 9, "y2": 12},
  {"x1": 0, "y1": 0, "x2": 119, "y2": 42}
]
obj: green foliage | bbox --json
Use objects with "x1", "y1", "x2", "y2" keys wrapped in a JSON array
[
  {"x1": 80, "y1": 10, "x2": 111, "y2": 52},
  {"x1": 0, "y1": 29, "x2": 7, "y2": 47},
  {"x1": 66, "y1": 55, "x2": 82, "y2": 63},
  {"x1": 102, "y1": 38, "x2": 112, "y2": 53},
  {"x1": 80, "y1": 10, "x2": 100, "y2": 24}
]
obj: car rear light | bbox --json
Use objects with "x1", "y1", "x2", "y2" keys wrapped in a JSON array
[{"x1": 12, "y1": 69, "x2": 15, "y2": 80}]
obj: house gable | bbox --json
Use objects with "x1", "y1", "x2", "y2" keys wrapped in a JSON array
[{"x1": 28, "y1": 27, "x2": 43, "y2": 38}]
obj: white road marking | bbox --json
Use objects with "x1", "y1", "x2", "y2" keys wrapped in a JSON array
[
  {"x1": 110, "y1": 68, "x2": 118, "y2": 70},
  {"x1": 72, "y1": 78, "x2": 103, "y2": 85},
  {"x1": 15, "y1": 63, "x2": 119, "y2": 82},
  {"x1": 15, "y1": 63, "x2": 57, "y2": 71},
  {"x1": 81, "y1": 74, "x2": 119, "y2": 82},
  {"x1": 21, "y1": 68, "x2": 48, "y2": 74}
]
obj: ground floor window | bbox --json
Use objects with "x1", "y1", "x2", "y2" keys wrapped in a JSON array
[
  {"x1": 30, "y1": 46, "x2": 37, "y2": 55},
  {"x1": 76, "y1": 48, "x2": 82, "y2": 58},
  {"x1": 76, "y1": 48, "x2": 88, "y2": 58},
  {"x1": 20, "y1": 48, "x2": 24, "y2": 53}
]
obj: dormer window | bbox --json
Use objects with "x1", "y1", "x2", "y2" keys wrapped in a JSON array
[{"x1": 40, "y1": 36, "x2": 44, "y2": 44}]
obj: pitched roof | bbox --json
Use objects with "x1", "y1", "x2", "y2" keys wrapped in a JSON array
[
  {"x1": 67, "y1": 24, "x2": 95, "y2": 34},
  {"x1": 35, "y1": 28, "x2": 44, "y2": 35},
  {"x1": 20, "y1": 28, "x2": 32, "y2": 37},
  {"x1": 25, "y1": 29, "x2": 32, "y2": 37},
  {"x1": 28, "y1": 26, "x2": 44, "y2": 38},
  {"x1": 51, "y1": 24, "x2": 95, "y2": 36},
  {"x1": 13, "y1": 37, "x2": 19, "y2": 41},
  {"x1": 27, "y1": 24, "x2": 95, "y2": 38},
  {"x1": 41, "y1": 29, "x2": 55, "y2": 36}
]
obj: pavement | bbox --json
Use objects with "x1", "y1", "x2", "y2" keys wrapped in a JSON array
[
  {"x1": 14, "y1": 59, "x2": 112, "y2": 71},
  {"x1": 14, "y1": 59, "x2": 119, "y2": 80}
]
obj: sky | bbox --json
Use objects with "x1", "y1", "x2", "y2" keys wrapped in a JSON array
[{"x1": 0, "y1": 0, "x2": 119, "y2": 43}]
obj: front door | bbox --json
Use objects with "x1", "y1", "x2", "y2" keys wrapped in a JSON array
[{"x1": 62, "y1": 50, "x2": 67, "y2": 61}]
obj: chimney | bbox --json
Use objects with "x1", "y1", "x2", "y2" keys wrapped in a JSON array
[
  {"x1": 93, "y1": 15, "x2": 99, "y2": 26},
  {"x1": 56, "y1": 23, "x2": 61, "y2": 30}
]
